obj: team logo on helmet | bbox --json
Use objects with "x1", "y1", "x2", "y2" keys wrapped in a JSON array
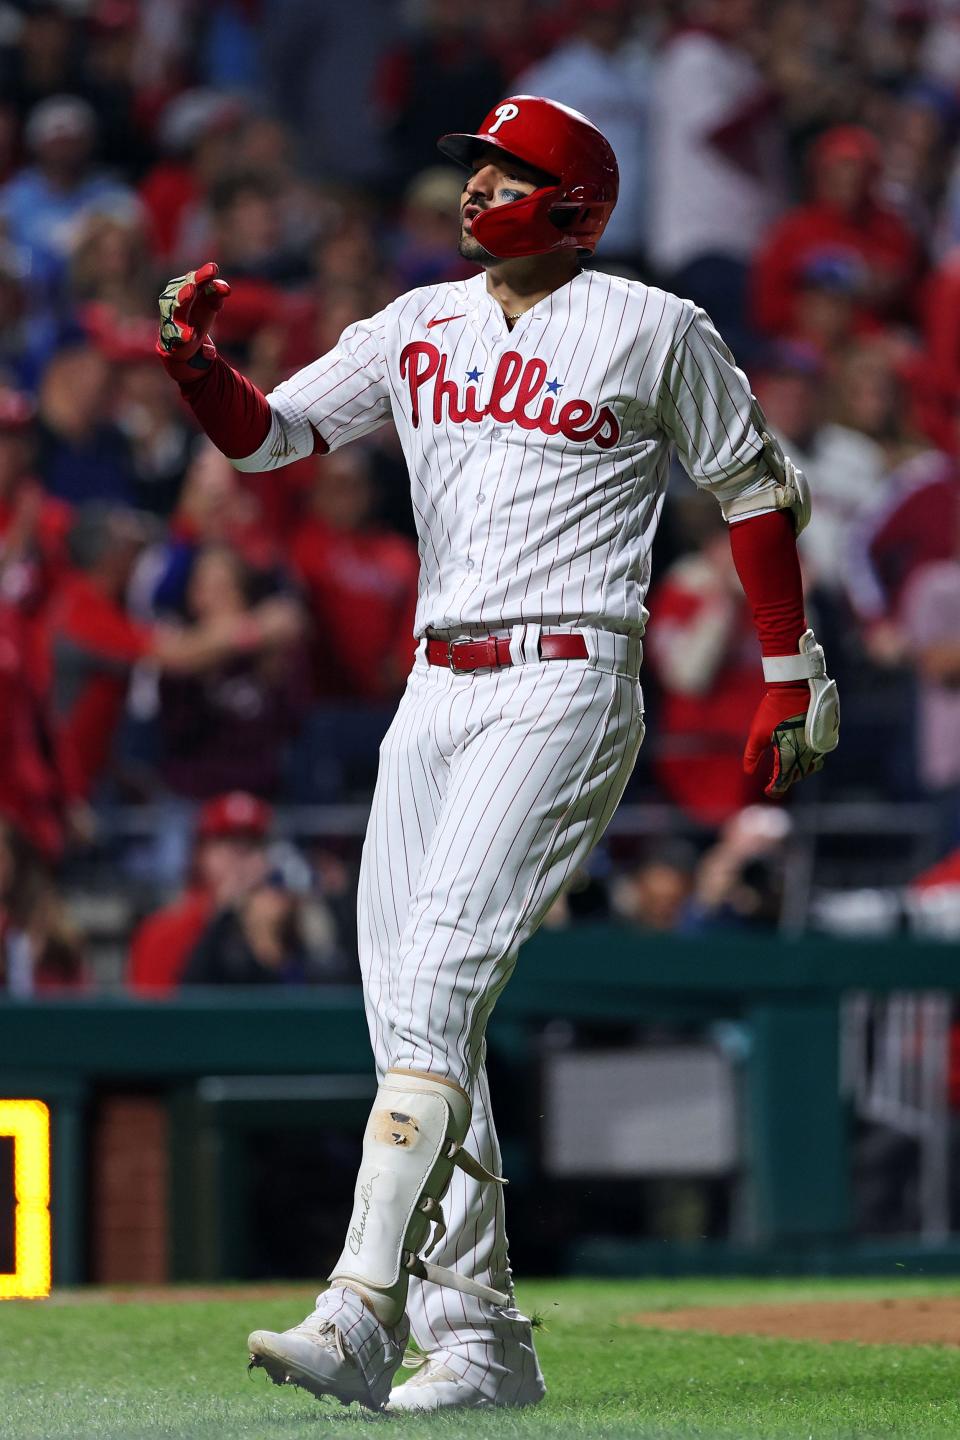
[{"x1": 487, "y1": 102, "x2": 520, "y2": 134}]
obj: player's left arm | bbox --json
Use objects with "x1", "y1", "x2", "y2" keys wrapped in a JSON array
[
  {"x1": 657, "y1": 306, "x2": 839, "y2": 797},
  {"x1": 728, "y1": 504, "x2": 839, "y2": 797}
]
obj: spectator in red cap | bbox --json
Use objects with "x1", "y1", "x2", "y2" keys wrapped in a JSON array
[
  {"x1": 127, "y1": 790, "x2": 272, "y2": 994},
  {"x1": 752, "y1": 126, "x2": 921, "y2": 339}
]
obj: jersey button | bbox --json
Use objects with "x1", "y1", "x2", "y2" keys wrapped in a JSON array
[
  {"x1": 476, "y1": 492, "x2": 486, "y2": 502},
  {"x1": 491, "y1": 428, "x2": 503, "y2": 439},
  {"x1": 464, "y1": 559, "x2": 475, "y2": 571}
]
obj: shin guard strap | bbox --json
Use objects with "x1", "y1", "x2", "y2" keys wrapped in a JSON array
[
  {"x1": 404, "y1": 1252, "x2": 509, "y2": 1308},
  {"x1": 447, "y1": 1140, "x2": 507, "y2": 1185}
]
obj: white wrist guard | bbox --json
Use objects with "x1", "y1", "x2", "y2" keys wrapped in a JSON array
[
  {"x1": 763, "y1": 628, "x2": 840, "y2": 754},
  {"x1": 329, "y1": 1070, "x2": 508, "y2": 1327}
]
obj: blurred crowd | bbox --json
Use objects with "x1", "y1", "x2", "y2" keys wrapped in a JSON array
[{"x1": 2, "y1": 0, "x2": 960, "y2": 994}]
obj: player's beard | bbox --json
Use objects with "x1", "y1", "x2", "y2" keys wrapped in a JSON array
[
  {"x1": 458, "y1": 217, "x2": 496, "y2": 266},
  {"x1": 459, "y1": 237, "x2": 496, "y2": 264}
]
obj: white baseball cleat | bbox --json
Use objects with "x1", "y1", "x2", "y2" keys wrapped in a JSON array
[
  {"x1": 386, "y1": 1356, "x2": 544, "y2": 1413},
  {"x1": 247, "y1": 1312, "x2": 374, "y2": 1409}
]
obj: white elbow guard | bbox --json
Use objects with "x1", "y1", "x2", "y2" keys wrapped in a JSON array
[
  {"x1": 762, "y1": 628, "x2": 840, "y2": 754},
  {"x1": 722, "y1": 430, "x2": 812, "y2": 536}
]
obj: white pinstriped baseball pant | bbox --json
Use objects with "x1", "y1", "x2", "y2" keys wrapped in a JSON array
[{"x1": 351, "y1": 627, "x2": 645, "y2": 1399}]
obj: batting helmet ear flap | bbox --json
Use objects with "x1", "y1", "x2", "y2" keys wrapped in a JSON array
[
  {"x1": 471, "y1": 184, "x2": 614, "y2": 259},
  {"x1": 470, "y1": 185, "x2": 569, "y2": 259}
]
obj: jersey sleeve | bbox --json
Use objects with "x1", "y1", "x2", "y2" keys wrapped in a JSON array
[
  {"x1": 231, "y1": 308, "x2": 393, "y2": 472},
  {"x1": 656, "y1": 307, "x2": 772, "y2": 511}
]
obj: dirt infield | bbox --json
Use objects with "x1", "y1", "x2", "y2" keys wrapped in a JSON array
[{"x1": 629, "y1": 1297, "x2": 960, "y2": 1348}]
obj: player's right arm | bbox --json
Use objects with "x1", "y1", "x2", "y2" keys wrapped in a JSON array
[
  {"x1": 156, "y1": 263, "x2": 295, "y2": 462},
  {"x1": 156, "y1": 261, "x2": 391, "y2": 470}
]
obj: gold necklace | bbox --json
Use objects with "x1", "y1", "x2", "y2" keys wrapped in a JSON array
[{"x1": 504, "y1": 309, "x2": 526, "y2": 321}]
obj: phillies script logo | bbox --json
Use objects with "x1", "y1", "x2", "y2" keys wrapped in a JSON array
[{"x1": 399, "y1": 342, "x2": 621, "y2": 448}]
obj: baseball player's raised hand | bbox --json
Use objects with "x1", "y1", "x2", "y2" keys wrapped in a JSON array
[
  {"x1": 743, "y1": 631, "x2": 840, "y2": 798},
  {"x1": 156, "y1": 262, "x2": 231, "y2": 380}
]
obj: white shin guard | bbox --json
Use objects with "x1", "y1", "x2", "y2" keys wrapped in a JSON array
[{"x1": 330, "y1": 1070, "x2": 508, "y2": 1327}]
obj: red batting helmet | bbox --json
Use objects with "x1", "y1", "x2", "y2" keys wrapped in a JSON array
[{"x1": 437, "y1": 96, "x2": 618, "y2": 259}]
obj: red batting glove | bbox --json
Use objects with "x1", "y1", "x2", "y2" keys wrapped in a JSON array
[
  {"x1": 743, "y1": 682, "x2": 819, "y2": 799},
  {"x1": 156, "y1": 261, "x2": 231, "y2": 382}
]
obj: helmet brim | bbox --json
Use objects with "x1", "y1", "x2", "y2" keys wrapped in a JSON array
[
  {"x1": 437, "y1": 131, "x2": 558, "y2": 184},
  {"x1": 437, "y1": 131, "x2": 487, "y2": 168}
]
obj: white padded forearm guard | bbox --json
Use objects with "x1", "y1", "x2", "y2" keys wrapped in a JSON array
[
  {"x1": 763, "y1": 628, "x2": 840, "y2": 754},
  {"x1": 329, "y1": 1070, "x2": 508, "y2": 1327}
]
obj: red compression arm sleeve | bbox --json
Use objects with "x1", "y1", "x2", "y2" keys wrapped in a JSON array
[
  {"x1": 728, "y1": 509, "x2": 806, "y2": 656},
  {"x1": 176, "y1": 354, "x2": 272, "y2": 459},
  {"x1": 176, "y1": 354, "x2": 327, "y2": 462}
]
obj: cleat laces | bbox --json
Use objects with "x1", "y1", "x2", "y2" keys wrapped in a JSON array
[{"x1": 289, "y1": 1315, "x2": 350, "y2": 1364}]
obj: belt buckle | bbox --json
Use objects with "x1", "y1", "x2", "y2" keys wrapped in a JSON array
[{"x1": 448, "y1": 640, "x2": 467, "y2": 672}]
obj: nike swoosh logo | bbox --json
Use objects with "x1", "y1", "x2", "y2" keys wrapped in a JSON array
[{"x1": 427, "y1": 314, "x2": 465, "y2": 328}]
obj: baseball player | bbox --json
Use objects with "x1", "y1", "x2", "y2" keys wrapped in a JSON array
[{"x1": 156, "y1": 96, "x2": 839, "y2": 1413}]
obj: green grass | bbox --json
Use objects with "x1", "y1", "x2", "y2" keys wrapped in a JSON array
[{"x1": 2, "y1": 1277, "x2": 960, "y2": 1439}]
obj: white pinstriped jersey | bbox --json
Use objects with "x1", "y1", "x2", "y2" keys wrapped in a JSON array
[
  {"x1": 235, "y1": 269, "x2": 773, "y2": 637},
  {"x1": 235, "y1": 267, "x2": 778, "y2": 1384}
]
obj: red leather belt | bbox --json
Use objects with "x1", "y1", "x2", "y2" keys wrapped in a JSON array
[{"x1": 426, "y1": 633, "x2": 588, "y2": 673}]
